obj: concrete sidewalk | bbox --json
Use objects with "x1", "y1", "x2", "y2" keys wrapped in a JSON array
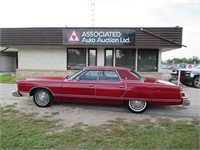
[{"x1": 0, "y1": 72, "x2": 16, "y2": 75}]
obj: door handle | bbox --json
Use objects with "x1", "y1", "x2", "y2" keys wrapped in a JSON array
[
  {"x1": 119, "y1": 85, "x2": 125, "y2": 88},
  {"x1": 89, "y1": 84, "x2": 94, "y2": 87}
]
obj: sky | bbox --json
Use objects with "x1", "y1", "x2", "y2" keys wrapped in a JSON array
[{"x1": 0, "y1": 0, "x2": 199, "y2": 60}]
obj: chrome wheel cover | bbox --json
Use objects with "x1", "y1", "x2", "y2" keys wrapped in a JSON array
[
  {"x1": 128, "y1": 100, "x2": 147, "y2": 112},
  {"x1": 35, "y1": 91, "x2": 50, "y2": 106}
]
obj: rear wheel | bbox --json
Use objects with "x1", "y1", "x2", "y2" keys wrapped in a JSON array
[
  {"x1": 127, "y1": 100, "x2": 148, "y2": 113},
  {"x1": 33, "y1": 89, "x2": 53, "y2": 107},
  {"x1": 192, "y1": 76, "x2": 200, "y2": 88}
]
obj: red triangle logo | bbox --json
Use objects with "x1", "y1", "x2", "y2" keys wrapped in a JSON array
[{"x1": 67, "y1": 30, "x2": 80, "y2": 44}]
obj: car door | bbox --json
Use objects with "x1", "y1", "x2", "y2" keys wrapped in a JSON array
[
  {"x1": 61, "y1": 70, "x2": 99, "y2": 101},
  {"x1": 95, "y1": 70, "x2": 126, "y2": 100}
]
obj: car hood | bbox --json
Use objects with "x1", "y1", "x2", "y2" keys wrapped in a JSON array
[
  {"x1": 178, "y1": 68, "x2": 200, "y2": 73},
  {"x1": 144, "y1": 77, "x2": 176, "y2": 86},
  {"x1": 26, "y1": 76, "x2": 66, "y2": 81}
]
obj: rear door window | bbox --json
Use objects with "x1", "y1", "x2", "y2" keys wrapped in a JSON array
[{"x1": 99, "y1": 70, "x2": 120, "y2": 82}]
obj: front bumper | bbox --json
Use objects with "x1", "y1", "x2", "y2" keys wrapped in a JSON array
[
  {"x1": 12, "y1": 91, "x2": 21, "y2": 97},
  {"x1": 182, "y1": 98, "x2": 190, "y2": 106},
  {"x1": 180, "y1": 77, "x2": 193, "y2": 85},
  {"x1": 170, "y1": 72, "x2": 178, "y2": 78}
]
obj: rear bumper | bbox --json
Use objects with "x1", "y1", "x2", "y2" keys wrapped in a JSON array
[
  {"x1": 182, "y1": 98, "x2": 190, "y2": 106},
  {"x1": 12, "y1": 91, "x2": 21, "y2": 97}
]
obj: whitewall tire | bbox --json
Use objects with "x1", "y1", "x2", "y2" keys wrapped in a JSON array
[
  {"x1": 127, "y1": 100, "x2": 148, "y2": 113},
  {"x1": 33, "y1": 89, "x2": 53, "y2": 107}
]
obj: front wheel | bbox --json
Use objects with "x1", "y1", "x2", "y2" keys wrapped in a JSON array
[
  {"x1": 192, "y1": 76, "x2": 200, "y2": 88},
  {"x1": 33, "y1": 89, "x2": 53, "y2": 107},
  {"x1": 127, "y1": 100, "x2": 148, "y2": 113}
]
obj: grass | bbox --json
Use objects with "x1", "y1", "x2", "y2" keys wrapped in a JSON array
[
  {"x1": 0, "y1": 105, "x2": 199, "y2": 150},
  {"x1": 0, "y1": 74, "x2": 16, "y2": 84}
]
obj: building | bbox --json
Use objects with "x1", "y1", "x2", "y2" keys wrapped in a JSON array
[
  {"x1": 0, "y1": 50, "x2": 17, "y2": 72},
  {"x1": 0, "y1": 27, "x2": 184, "y2": 79}
]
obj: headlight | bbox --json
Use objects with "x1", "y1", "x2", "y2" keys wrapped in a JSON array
[{"x1": 185, "y1": 71, "x2": 191, "y2": 77}]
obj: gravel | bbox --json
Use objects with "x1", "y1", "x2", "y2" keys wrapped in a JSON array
[{"x1": 0, "y1": 83, "x2": 199, "y2": 127}]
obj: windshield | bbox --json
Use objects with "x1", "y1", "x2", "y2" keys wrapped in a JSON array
[
  {"x1": 66, "y1": 70, "x2": 84, "y2": 80},
  {"x1": 130, "y1": 69, "x2": 143, "y2": 80},
  {"x1": 195, "y1": 65, "x2": 200, "y2": 69}
]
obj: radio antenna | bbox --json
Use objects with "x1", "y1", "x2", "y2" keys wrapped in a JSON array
[{"x1": 91, "y1": 0, "x2": 95, "y2": 27}]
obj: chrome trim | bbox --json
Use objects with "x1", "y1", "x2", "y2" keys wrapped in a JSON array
[
  {"x1": 12, "y1": 91, "x2": 21, "y2": 97},
  {"x1": 12, "y1": 90, "x2": 30, "y2": 97},
  {"x1": 182, "y1": 98, "x2": 190, "y2": 106},
  {"x1": 20, "y1": 92, "x2": 30, "y2": 97}
]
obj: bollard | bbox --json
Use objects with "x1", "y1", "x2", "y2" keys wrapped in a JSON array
[{"x1": 177, "y1": 70, "x2": 181, "y2": 86}]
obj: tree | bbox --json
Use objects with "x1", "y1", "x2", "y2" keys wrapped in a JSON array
[{"x1": 162, "y1": 56, "x2": 200, "y2": 64}]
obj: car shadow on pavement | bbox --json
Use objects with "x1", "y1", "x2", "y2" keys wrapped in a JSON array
[{"x1": 54, "y1": 102, "x2": 129, "y2": 113}]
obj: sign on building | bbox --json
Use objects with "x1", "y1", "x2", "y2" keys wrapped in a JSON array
[{"x1": 63, "y1": 28, "x2": 135, "y2": 46}]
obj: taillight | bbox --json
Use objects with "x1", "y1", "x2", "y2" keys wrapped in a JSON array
[{"x1": 180, "y1": 91, "x2": 185, "y2": 98}]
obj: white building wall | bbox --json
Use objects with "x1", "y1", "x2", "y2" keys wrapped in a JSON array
[
  {"x1": 16, "y1": 47, "x2": 163, "y2": 79},
  {"x1": 18, "y1": 47, "x2": 66, "y2": 70},
  {"x1": 17, "y1": 47, "x2": 162, "y2": 72}
]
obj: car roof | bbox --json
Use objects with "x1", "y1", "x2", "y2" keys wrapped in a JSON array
[{"x1": 84, "y1": 66, "x2": 130, "y2": 71}]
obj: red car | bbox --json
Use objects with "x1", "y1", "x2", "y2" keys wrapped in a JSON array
[{"x1": 12, "y1": 66, "x2": 190, "y2": 113}]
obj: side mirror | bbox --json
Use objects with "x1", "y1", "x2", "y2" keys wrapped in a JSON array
[{"x1": 74, "y1": 77, "x2": 81, "y2": 81}]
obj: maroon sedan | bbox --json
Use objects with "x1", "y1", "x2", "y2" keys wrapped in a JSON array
[{"x1": 12, "y1": 66, "x2": 190, "y2": 113}]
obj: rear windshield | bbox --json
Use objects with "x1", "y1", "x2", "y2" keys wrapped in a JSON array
[{"x1": 130, "y1": 69, "x2": 143, "y2": 80}]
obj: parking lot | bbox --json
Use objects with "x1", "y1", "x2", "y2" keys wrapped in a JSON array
[{"x1": 0, "y1": 82, "x2": 199, "y2": 127}]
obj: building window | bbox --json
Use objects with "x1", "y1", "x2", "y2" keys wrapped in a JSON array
[
  {"x1": 105, "y1": 49, "x2": 113, "y2": 66},
  {"x1": 88, "y1": 49, "x2": 97, "y2": 66},
  {"x1": 115, "y1": 48, "x2": 136, "y2": 69},
  {"x1": 137, "y1": 49, "x2": 158, "y2": 72},
  {"x1": 67, "y1": 48, "x2": 86, "y2": 70}
]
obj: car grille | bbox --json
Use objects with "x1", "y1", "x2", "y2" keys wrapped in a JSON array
[{"x1": 180, "y1": 71, "x2": 191, "y2": 77}]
